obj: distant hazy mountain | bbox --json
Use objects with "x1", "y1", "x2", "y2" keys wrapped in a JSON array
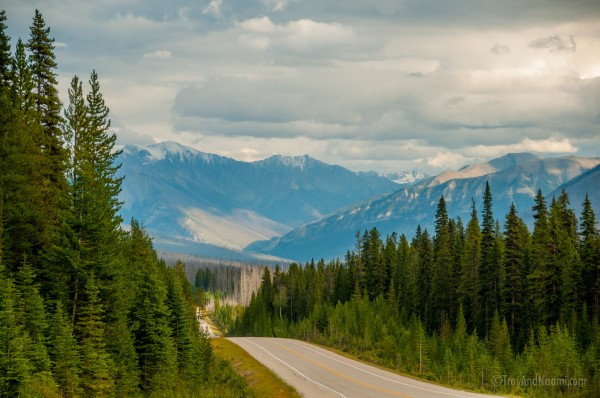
[
  {"x1": 386, "y1": 170, "x2": 430, "y2": 185},
  {"x1": 249, "y1": 154, "x2": 600, "y2": 262},
  {"x1": 117, "y1": 142, "x2": 399, "y2": 258},
  {"x1": 549, "y1": 163, "x2": 600, "y2": 215}
]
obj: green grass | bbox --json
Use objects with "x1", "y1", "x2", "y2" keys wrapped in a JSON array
[{"x1": 212, "y1": 338, "x2": 302, "y2": 398}]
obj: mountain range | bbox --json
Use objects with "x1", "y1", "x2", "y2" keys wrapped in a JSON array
[
  {"x1": 117, "y1": 142, "x2": 600, "y2": 263},
  {"x1": 117, "y1": 142, "x2": 400, "y2": 260}
]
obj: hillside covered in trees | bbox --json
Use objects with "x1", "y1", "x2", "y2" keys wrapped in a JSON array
[
  {"x1": 0, "y1": 10, "x2": 251, "y2": 397},
  {"x1": 229, "y1": 182, "x2": 600, "y2": 397}
]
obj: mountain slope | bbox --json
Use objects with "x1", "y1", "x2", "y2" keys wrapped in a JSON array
[
  {"x1": 549, "y1": 163, "x2": 600, "y2": 214},
  {"x1": 117, "y1": 142, "x2": 400, "y2": 256},
  {"x1": 250, "y1": 154, "x2": 600, "y2": 261}
]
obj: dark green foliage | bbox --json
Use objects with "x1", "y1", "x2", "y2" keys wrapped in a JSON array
[
  {"x1": 0, "y1": 10, "x2": 250, "y2": 398},
  {"x1": 77, "y1": 274, "x2": 114, "y2": 397},
  {"x1": 0, "y1": 266, "x2": 31, "y2": 397},
  {"x1": 0, "y1": 10, "x2": 11, "y2": 86},
  {"x1": 431, "y1": 196, "x2": 453, "y2": 328},
  {"x1": 580, "y1": 194, "x2": 600, "y2": 319},
  {"x1": 479, "y1": 182, "x2": 504, "y2": 334},
  {"x1": 27, "y1": 9, "x2": 68, "y2": 261},
  {"x1": 48, "y1": 303, "x2": 81, "y2": 398},
  {"x1": 459, "y1": 200, "x2": 481, "y2": 331},
  {"x1": 231, "y1": 187, "x2": 599, "y2": 397},
  {"x1": 15, "y1": 260, "x2": 51, "y2": 375},
  {"x1": 503, "y1": 202, "x2": 530, "y2": 348},
  {"x1": 128, "y1": 225, "x2": 177, "y2": 393}
]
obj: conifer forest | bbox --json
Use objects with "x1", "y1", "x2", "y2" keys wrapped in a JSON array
[
  {"x1": 226, "y1": 183, "x2": 600, "y2": 396},
  {"x1": 0, "y1": 10, "x2": 250, "y2": 397}
]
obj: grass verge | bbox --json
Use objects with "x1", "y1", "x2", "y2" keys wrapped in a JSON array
[{"x1": 211, "y1": 338, "x2": 302, "y2": 398}]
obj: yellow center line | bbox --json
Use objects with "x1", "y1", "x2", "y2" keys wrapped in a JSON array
[{"x1": 274, "y1": 341, "x2": 414, "y2": 398}]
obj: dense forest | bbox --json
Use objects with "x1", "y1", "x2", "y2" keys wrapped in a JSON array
[
  {"x1": 228, "y1": 183, "x2": 600, "y2": 397},
  {"x1": 0, "y1": 10, "x2": 251, "y2": 397}
]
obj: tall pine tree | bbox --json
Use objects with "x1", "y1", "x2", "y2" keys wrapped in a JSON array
[
  {"x1": 479, "y1": 182, "x2": 503, "y2": 336},
  {"x1": 503, "y1": 202, "x2": 530, "y2": 347}
]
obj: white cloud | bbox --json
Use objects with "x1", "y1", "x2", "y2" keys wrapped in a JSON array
[
  {"x1": 203, "y1": 0, "x2": 223, "y2": 18},
  {"x1": 143, "y1": 50, "x2": 172, "y2": 59},
  {"x1": 464, "y1": 137, "x2": 577, "y2": 158},
  {"x1": 427, "y1": 152, "x2": 471, "y2": 169},
  {"x1": 261, "y1": 0, "x2": 291, "y2": 12},
  {"x1": 238, "y1": 17, "x2": 355, "y2": 54},
  {"x1": 4, "y1": 0, "x2": 600, "y2": 174}
]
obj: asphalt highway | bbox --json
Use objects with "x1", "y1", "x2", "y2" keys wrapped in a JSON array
[{"x1": 228, "y1": 337, "x2": 501, "y2": 398}]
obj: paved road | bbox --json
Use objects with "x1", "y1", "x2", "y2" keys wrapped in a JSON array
[{"x1": 229, "y1": 337, "x2": 501, "y2": 398}]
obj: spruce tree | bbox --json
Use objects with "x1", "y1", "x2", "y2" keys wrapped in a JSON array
[
  {"x1": 83, "y1": 70, "x2": 123, "y2": 309},
  {"x1": 414, "y1": 227, "x2": 434, "y2": 328},
  {"x1": 503, "y1": 202, "x2": 529, "y2": 346},
  {"x1": 459, "y1": 200, "x2": 481, "y2": 331},
  {"x1": 0, "y1": 266, "x2": 31, "y2": 397},
  {"x1": 480, "y1": 182, "x2": 503, "y2": 334},
  {"x1": 128, "y1": 223, "x2": 176, "y2": 393},
  {"x1": 27, "y1": 9, "x2": 63, "y2": 137},
  {"x1": 76, "y1": 274, "x2": 114, "y2": 397},
  {"x1": 2, "y1": 38, "x2": 43, "y2": 273},
  {"x1": 431, "y1": 196, "x2": 453, "y2": 329},
  {"x1": 165, "y1": 266, "x2": 194, "y2": 378},
  {"x1": 27, "y1": 10, "x2": 68, "y2": 278},
  {"x1": 580, "y1": 194, "x2": 600, "y2": 318},
  {"x1": 529, "y1": 189, "x2": 552, "y2": 327},
  {"x1": 15, "y1": 260, "x2": 51, "y2": 375},
  {"x1": 48, "y1": 303, "x2": 81, "y2": 398},
  {"x1": 0, "y1": 10, "x2": 11, "y2": 87},
  {"x1": 10, "y1": 39, "x2": 35, "y2": 113},
  {"x1": 549, "y1": 190, "x2": 579, "y2": 321}
]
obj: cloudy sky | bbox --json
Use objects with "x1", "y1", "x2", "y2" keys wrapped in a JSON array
[{"x1": 3, "y1": 0, "x2": 600, "y2": 173}]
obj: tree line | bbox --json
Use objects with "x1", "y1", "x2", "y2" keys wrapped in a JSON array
[
  {"x1": 229, "y1": 182, "x2": 600, "y2": 396},
  {"x1": 0, "y1": 10, "x2": 250, "y2": 397}
]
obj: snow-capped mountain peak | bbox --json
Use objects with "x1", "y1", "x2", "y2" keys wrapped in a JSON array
[
  {"x1": 257, "y1": 154, "x2": 325, "y2": 171},
  {"x1": 122, "y1": 141, "x2": 220, "y2": 164},
  {"x1": 386, "y1": 170, "x2": 430, "y2": 185}
]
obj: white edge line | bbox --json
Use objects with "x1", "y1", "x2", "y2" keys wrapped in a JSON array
[
  {"x1": 289, "y1": 340, "x2": 488, "y2": 398},
  {"x1": 238, "y1": 338, "x2": 347, "y2": 398}
]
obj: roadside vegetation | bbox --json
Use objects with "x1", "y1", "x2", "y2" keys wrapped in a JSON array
[
  {"x1": 212, "y1": 338, "x2": 301, "y2": 398},
  {"x1": 224, "y1": 183, "x2": 600, "y2": 397},
  {"x1": 0, "y1": 10, "x2": 256, "y2": 397}
]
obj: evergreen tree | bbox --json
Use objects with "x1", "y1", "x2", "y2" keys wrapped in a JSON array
[
  {"x1": 128, "y1": 223, "x2": 176, "y2": 393},
  {"x1": 480, "y1": 182, "x2": 503, "y2": 335},
  {"x1": 503, "y1": 202, "x2": 529, "y2": 346},
  {"x1": 48, "y1": 303, "x2": 81, "y2": 398},
  {"x1": 2, "y1": 38, "x2": 43, "y2": 273},
  {"x1": 0, "y1": 10, "x2": 11, "y2": 87},
  {"x1": 62, "y1": 71, "x2": 123, "y2": 324},
  {"x1": 76, "y1": 274, "x2": 114, "y2": 397},
  {"x1": 27, "y1": 10, "x2": 68, "y2": 279},
  {"x1": 15, "y1": 260, "x2": 51, "y2": 375},
  {"x1": 549, "y1": 190, "x2": 579, "y2": 321},
  {"x1": 414, "y1": 227, "x2": 434, "y2": 328},
  {"x1": 10, "y1": 39, "x2": 35, "y2": 113},
  {"x1": 580, "y1": 194, "x2": 600, "y2": 318},
  {"x1": 165, "y1": 264, "x2": 194, "y2": 378},
  {"x1": 260, "y1": 266, "x2": 273, "y2": 311},
  {"x1": 459, "y1": 200, "x2": 481, "y2": 331},
  {"x1": 396, "y1": 234, "x2": 415, "y2": 318},
  {"x1": 529, "y1": 189, "x2": 552, "y2": 327},
  {"x1": 0, "y1": 267, "x2": 31, "y2": 397},
  {"x1": 431, "y1": 196, "x2": 453, "y2": 329},
  {"x1": 84, "y1": 70, "x2": 124, "y2": 259},
  {"x1": 27, "y1": 9, "x2": 63, "y2": 137}
]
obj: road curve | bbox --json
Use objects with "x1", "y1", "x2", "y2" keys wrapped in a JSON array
[{"x1": 228, "y1": 337, "x2": 501, "y2": 398}]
